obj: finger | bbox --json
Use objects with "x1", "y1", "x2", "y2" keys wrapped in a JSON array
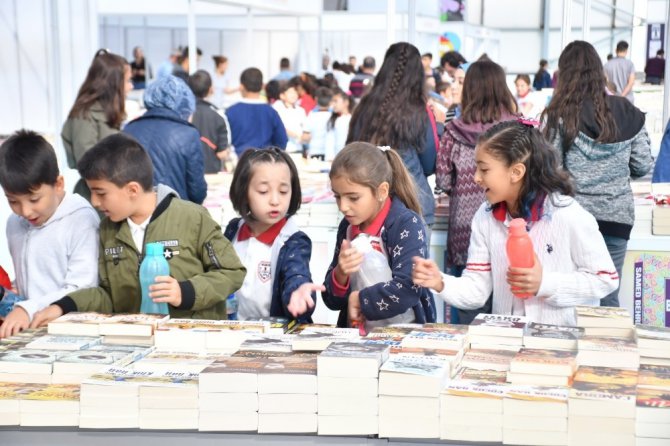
[
  {"x1": 152, "y1": 276, "x2": 174, "y2": 284},
  {"x1": 341, "y1": 239, "x2": 351, "y2": 252},
  {"x1": 302, "y1": 283, "x2": 326, "y2": 293}
]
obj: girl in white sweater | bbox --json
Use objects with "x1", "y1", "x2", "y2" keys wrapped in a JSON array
[{"x1": 413, "y1": 120, "x2": 618, "y2": 326}]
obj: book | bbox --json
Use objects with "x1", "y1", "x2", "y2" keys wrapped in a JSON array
[
  {"x1": 317, "y1": 376, "x2": 379, "y2": 397},
  {"x1": 469, "y1": 334, "x2": 523, "y2": 347},
  {"x1": 379, "y1": 354, "x2": 451, "y2": 397},
  {"x1": 20, "y1": 383, "x2": 80, "y2": 427},
  {"x1": 636, "y1": 386, "x2": 670, "y2": 424},
  {"x1": 198, "y1": 357, "x2": 264, "y2": 393},
  {"x1": 257, "y1": 393, "x2": 317, "y2": 414},
  {"x1": 25, "y1": 334, "x2": 102, "y2": 351},
  {"x1": 509, "y1": 348, "x2": 577, "y2": 377},
  {"x1": 400, "y1": 327, "x2": 468, "y2": 350},
  {"x1": 238, "y1": 334, "x2": 295, "y2": 354},
  {"x1": 291, "y1": 327, "x2": 360, "y2": 352},
  {"x1": 317, "y1": 341, "x2": 390, "y2": 378},
  {"x1": 256, "y1": 316, "x2": 297, "y2": 334},
  {"x1": 317, "y1": 414, "x2": 378, "y2": 435},
  {"x1": 0, "y1": 349, "x2": 62, "y2": 374},
  {"x1": 258, "y1": 413, "x2": 317, "y2": 434},
  {"x1": 503, "y1": 384, "x2": 569, "y2": 417},
  {"x1": 460, "y1": 348, "x2": 517, "y2": 372},
  {"x1": 577, "y1": 335, "x2": 640, "y2": 369},
  {"x1": 637, "y1": 324, "x2": 670, "y2": 351},
  {"x1": 569, "y1": 366, "x2": 638, "y2": 418},
  {"x1": 98, "y1": 313, "x2": 169, "y2": 337},
  {"x1": 506, "y1": 371, "x2": 572, "y2": 387},
  {"x1": 523, "y1": 322, "x2": 584, "y2": 350},
  {"x1": 52, "y1": 349, "x2": 133, "y2": 376},
  {"x1": 130, "y1": 350, "x2": 224, "y2": 373},
  {"x1": 198, "y1": 411, "x2": 258, "y2": 432},
  {"x1": 574, "y1": 305, "x2": 633, "y2": 329},
  {"x1": 256, "y1": 355, "x2": 318, "y2": 394},
  {"x1": 468, "y1": 314, "x2": 528, "y2": 337},
  {"x1": 317, "y1": 394, "x2": 378, "y2": 416},
  {"x1": 47, "y1": 312, "x2": 112, "y2": 336},
  {"x1": 638, "y1": 364, "x2": 670, "y2": 390}
]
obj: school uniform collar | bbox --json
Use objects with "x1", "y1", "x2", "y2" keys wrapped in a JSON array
[
  {"x1": 237, "y1": 218, "x2": 288, "y2": 245},
  {"x1": 492, "y1": 193, "x2": 546, "y2": 223},
  {"x1": 350, "y1": 198, "x2": 392, "y2": 238}
]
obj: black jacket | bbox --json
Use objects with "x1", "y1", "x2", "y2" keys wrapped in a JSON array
[{"x1": 191, "y1": 98, "x2": 230, "y2": 174}]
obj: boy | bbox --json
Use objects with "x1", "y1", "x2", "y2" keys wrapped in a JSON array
[
  {"x1": 188, "y1": 69, "x2": 231, "y2": 174},
  {"x1": 272, "y1": 83, "x2": 306, "y2": 154},
  {"x1": 0, "y1": 130, "x2": 99, "y2": 338},
  {"x1": 30, "y1": 133, "x2": 246, "y2": 327},
  {"x1": 302, "y1": 86, "x2": 333, "y2": 161},
  {"x1": 226, "y1": 67, "x2": 288, "y2": 155}
]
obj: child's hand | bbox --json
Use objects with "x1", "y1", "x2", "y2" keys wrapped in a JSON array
[
  {"x1": 347, "y1": 290, "x2": 365, "y2": 328},
  {"x1": 0, "y1": 307, "x2": 30, "y2": 338},
  {"x1": 507, "y1": 253, "x2": 543, "y2": 298},
  {"x1": 30, "y1": 305, "x2": 64, "y2": 329},
  {"x1": 150, "y1": 276, "x2": 182, "y2": 307},
  {"x1": 412, "y1": 256, "x2": 444, "y2": 292},
  {"x1": 335, "y1": 239, "x2": 364, "y2": 281},
  {"x1": 288, "y1": 283, "x2": 324, "y2": 317}
]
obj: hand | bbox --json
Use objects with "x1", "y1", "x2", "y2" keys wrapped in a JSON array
[
  {"x1": 412, "y1": 256, "x2": 444, "y2": 292},
  {"x1": 428, "y1": 99, "x2": 447, "y2": 123},
  {"x1": 216, "y1": 148, "x2": 230, "y2": 160},
  {"x1": 507, "y1": 253, "x2": 543, "y2": 298},
  {"x1": 0, "y1": 306, "x2": 30, "y2": 338},
  {"x1": 288, "y1": 283, "x2": 323, "y2": 318},
  {"x1": 30, "y1": 305, "x2": 64, "y2": 329},
  {"x1": 149, "y1": 276, "x2": 182, "y2": 307},
  {"x1": 347, "y1": 291, "x2": 365, "y2": 328},
  {"x1": 335, "y1": 239, "x2": 364, "y2": 283}
]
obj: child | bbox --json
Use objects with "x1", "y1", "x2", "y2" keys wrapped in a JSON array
[
  {"x1": 188, "y1": 69, "x2": 231, "y2": 174},
  {"x1": 30, "y1": 133, "x2": 246, "y2": 327},
  {"x1": 322, "y1": 142, "x2": 436, "y2": 330},
  {"x1": 272, "y1": 83, "x2": 307, "y2": 154},
  {"x1": 437, "y1": 82, "x2": 453, "y2": 108},
  {"x1": 413, "y1": 120, "x2": 619, "y2": 326},
  {"x1": 224, "y1": 147, "x2": 323, "y2": 322},
  {"x1": 302, "y1": 86, "x2": 333, "y2": 161},
  {"x1": 226, "y1": 68, "x2": 288, "y2": 156},
  {"x1": 326, "y1": 88, "x2": 353, "y2": 160},
  {"x1": 514, "y1": 74, "x2": 536, "y2": 117},
  {"x1": 0, "y1": 130, "x2": 99, "y2": 337}
]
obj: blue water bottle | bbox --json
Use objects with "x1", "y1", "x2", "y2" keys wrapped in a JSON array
[
  {"x1": 226, "y1": 294, "x2": 238, "y2": 320},
  {"x1": 139, "y1": 242, "x2": 170, "y2": 314}
]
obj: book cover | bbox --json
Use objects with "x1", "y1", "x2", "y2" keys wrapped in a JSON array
[
  {"x1": 504, "y1": 384, "x2": 569, "y2": 403},
  {"x1": 400, "y1": 329, "x2": 467, "y2": 350},
  {"x1": 256, "y1": 355, "x2": 317, "y2": 375},
  {"x1": 159, "y1": 318, "x2": 268, "y2": 332},
  {"x1": 98, "y1": 313, "x2": 169, "y2": 336},
  {"x1": 524, "y1": 322, "x2": 584, "y2": 340},
  {"x1": 55, "y1": 350, "x2": 127, "y2": 365},
  {"x1": 319, "y1": 341, "x2": 391, "y2": 359},
  {"x1": 23, "y1": 383, "x2": 80, "y2": 401},
  {"x1": 569, "y1": 380, "x2": 636, "y2": 402},
  {"x1": 0, "y1": 382, "x2": 47, "y2": 400},
  {"x1": 574, "y1": 305, "x2": 632, "y2": 328},
  {"x1": 25, "y1": 334, "x2": 102, "y2": 351},
  {"x1": 469, "y1": 314, "x2": 528, "y2": 337},
  {"x1": 636, "y1": 387, "x2": 670, "y2": 409},
  {"x1": 239, "y1": 335, "x2": 295, "y2": 353},
  {"x1": 256, "y1": 317, "x2": 297, "y2": 334},
  {"x1": 380, "y1": 354, "x2": 448, "y2": 377},
  {"x1": 638, "y1": 364, "x2": 670, "y2": 390},
  {"x1": 461, "y1": 348, "x2": 517, "y2": 371},
  {"x1": 47, "y1": 312, "x2": 112, "y2": 335},
  {"x1": 455, "y1": 368, "x2": 508, "y2": 383},
  {"x1": 200, "y1": 357, "x2": 268, "y2": 375},
  {"x1": 577, "y1": 335, "x2": 638, "y2": 353},
  {"x1": 445, "y1": 377, "x2": 508, "y2": 399},
  {"x1": 510, "y1": 348, "x2": 577, "y2": 373},
  {"x1": 289, "y1": 323, "x2": 337, "y2": 334},
  {"x1": 292, "y1": 327, "x2": 360, "y2": 350},
  {"x1": 573, "y1": 366, "x2": 638, "y2": 386},
  {"x1": 0, "y1": 349, "x2": 61, "y2": 364}
]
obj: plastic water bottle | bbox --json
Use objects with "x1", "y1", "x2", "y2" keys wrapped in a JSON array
[
  {"x1": 506, "y1": 218, "x2": 535, "y2": 299},
  {"x1": 139, "y1": 242, "x2": 170, "y2": 314},
  {"x1": 226, "y1": 293, "x2": 238, "y2": 320}
]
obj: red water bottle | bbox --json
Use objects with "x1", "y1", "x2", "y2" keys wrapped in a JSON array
[{"x1": 507, "y1": 218, "x2": 535, "y2": 299}]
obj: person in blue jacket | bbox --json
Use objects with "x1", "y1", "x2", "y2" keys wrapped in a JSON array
[
  {"x1": 322, "y1": 142, "x2": 436, "y2": 330},
  {"x1": 653, "y1": 120, "x2": 670, "y2": 183},
  {"x1": 124, "y1": 75, "x2": 207, "y2": 204},
  {"x1": 224, "y1": 147, "x2": 322, "y2": 322}
]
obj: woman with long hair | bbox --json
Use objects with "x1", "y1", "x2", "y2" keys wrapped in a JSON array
[
  {"x1": 62, "y1": 49, "x2": 132, "y2": 200},
  {"x1": 542, "y1": 40, "x2": 652, "y2": 308},
  {"x1": 347, "y1": 41, "x2": 439, "y2": 239}
]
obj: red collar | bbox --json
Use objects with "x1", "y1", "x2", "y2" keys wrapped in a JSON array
[
  {"x1": 237, "y1": 218, "x2": 288, "y2": 245},
  {"x1": 492, "y1": 194, "x2": 545, "y2": 223},
  {"x1": 351, "y1": 198, "x2": 392, "y2": 238}
]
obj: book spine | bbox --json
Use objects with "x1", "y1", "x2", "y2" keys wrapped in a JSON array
[
  {"x1": 634, "y1": 260, "x2": 643, "y2": 325},
  {"x1": 666, "y1": 278, "x2": 670, "y2": 328}
]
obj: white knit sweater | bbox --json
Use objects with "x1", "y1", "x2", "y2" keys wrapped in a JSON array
[{"x1": 433, "y1": 194, "x2": 619, "y2": 326}]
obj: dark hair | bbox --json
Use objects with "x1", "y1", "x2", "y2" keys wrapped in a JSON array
[
  {"x1": 461, "y1": 60, "x2": 518, "y2": 124},
  {"x1": 265, "y1": 80, "x2": 281, "y2": 103},
  {"x1": 436, "y1": 81, "x2": 451, "y2": 94},
  {"x1": 616, "y1": 41, "x2": 629, "y2": 53},
  {"x1": 328, "y1": 88, "x2": 353, "y2": 131},
  {"x1": 607, "y1": 53, "x2": 613, "y2": 61},
  {"x1": 0, "y1": 130, "x2": 59, "y2": 194},
  {"x1": 187, "y1": 70, "x2": 212, "y2": 99},
  {"x1": 229, "y1": 147, "x2": 301, "y2": 219},
  {"x1": 68, "y1": 50, "x2": 128, "y2": 129},
  {"x1": 280, "y1": 57, "x2": 290, "y2": 69},
  {"x1": 535, "y1": 59, "x2": 548, "y2": 81},
  {"x1": 178, "y1": 46, "x2": 202, "y2": 64},
  {"x1": 658, "y1": 49, "x2": 665, "y2": 56},
  {"x1": 347, "y1": 42, "x2": 427, "y2": 152},
  {"x1": 542, "y1": 40, "x2": 617, "y2": 154},
  {"x1": 315, "y1": 86, "x2": 333, "y2": 108},
  {"x1": 422, "y1": 52, "x2": 433, "y2": 59},
  {"x1": 77, "y1": 133, "x2": 153, "y2": 191},
  {"x1": 212, "y1": 55, "x2": 228, "y2": 67},
  {"x1": 478, "y1": 121, "x2": 574, "y2": 219},
  {"x1": 240, "y1": 68, "x2": 263, "y2": 93},
  {"x1": 515, "y1": 74, "x2": 531, "y2": 86},
  {"x1": 330, "y1": 142, "x2": 421, "y2": 215},
  {"x1": 278, "y1": 81, "x2": 295, "y2": 95},
  {"x1": 362, "y1": 56, "x2": 376, "y2": 69},
  {"x1": 440, "y1": 51, "x2": 467, "y2": 69}
]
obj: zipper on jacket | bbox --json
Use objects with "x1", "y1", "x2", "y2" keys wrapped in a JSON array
[{"x1": 205, "y1": 242, "x2": 221, "y2": 269}]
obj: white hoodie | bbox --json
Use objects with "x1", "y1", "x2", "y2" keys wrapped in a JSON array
[{"x1": 7, "y1": 193, "x2": 99, "y2": 321}]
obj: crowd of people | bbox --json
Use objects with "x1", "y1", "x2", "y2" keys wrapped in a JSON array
[{"x1": 0, "y1": 37, "x2": 661, "y2": 337}]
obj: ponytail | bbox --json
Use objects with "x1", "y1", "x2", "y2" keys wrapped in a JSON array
[{"x1": 382, "y1": 149, "x2": 421, "y2": 215}]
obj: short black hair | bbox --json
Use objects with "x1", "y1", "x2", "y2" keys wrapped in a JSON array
[
  {"x1": 362, "y1": 56, "x2": 376, "y2": 69},
  {"x1": 188, "y1": 70, "x2": 212, "y2": 99},
  {"x1": 280, "y1": 57, "x2": 290, "y2": 69},
  {"x1": 0, "y1": 130, "x2": 60, "y2": 194},
  {"x1": 315, "y1": 86, "x2": 333, "y2": 107},
  {"x1": 422, "y1": 52, "x2": 433, "y2": 59},
  {"x1": 78, "y1": 133, "x2": 153, "y2": 191},
  {"x1": 440, "y1": 50, "x2": 467, "y2": 69},
  {"x1": 616, "y1": 41, "x2": 629, "y2": 53},
  {"x1": 658, "y1": 49, "x2": 665, "y2": 56},
  {"x1": 229, "y1": 147, "x2": 301, "y2": 219},
  {"x1": 240, "y1": 67, "x2": 263, "y2": 93}
]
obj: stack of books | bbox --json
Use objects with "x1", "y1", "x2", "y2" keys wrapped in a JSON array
[
  {"x1": 568, "y1": 366, "x2": 638, "y2": 446},
  {"x1": 636, "y1": 364, "x2": 670, "y2": 445},
  {"x1": 0, "y1": 349, "x2": 62, "y2": 384},
  {"x1": 502, "y1": 384, "x2": 569, "y2": 445},
  {"x1": 468, "y1": 314, "x2": 528, "y2": 351},
  {"x1": 577, "y1": 335, "x2": 639, "y2": 370},
  {"x1": 154, "y1": 319, "x2": 268, "y2": 352},
  {"x1": 79, "y1": 366, "x2": 145, "y2": 428},
  {"x1": 0, "y1": 382, "x2": 37, "y2": 426},
  {"x1": 138, "y1": 371, "x2": 199, "y2": 430},
  {"x1": 522, "y1": 322, "x2": 584, "y2": 351},
  {"x1": 98, "y1": 313, "x2": 169, "y2": 346},
  {"x1": 51, "y1": 346, "x2": 144, "y2": 384},
  {"x1": 637, "y1": 325, "x2": 670, "y2": 366},
  {"x1": 19, "y1": 383, "x2": 80, "y2": 427},
  {"x1": 652, "y1": 199, "x2": 670, "y2": 235},
  {"x1": 507, "y1": 348, "x2": 577, "y2": 387},
  {"x1": 47, "y1": 312, "x2": 112, "y2": 336},
  {"x1": 257, "y1": 355, "x2": 318, "y2": 434},
  {"x1": 130, "y1": 349, "x2": 224, "y2": 374},
  {"x1": 460, "y1": 348, "x2": 517, "y2": 372},
  {"x1": 316, "y1": 341, "x2": 390, "y2": 436},
  {"x1": 440, "y1": 368, "x2": 509, "y2": 442},
  {"x1": 290, "y1": 326, "x2": 359, "y2": 352},
  {"x1": 575, "y1": 305, "x2": 634, "y2": 337}
]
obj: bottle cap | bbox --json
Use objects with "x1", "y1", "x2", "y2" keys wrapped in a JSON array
[
  {"x1": 145, "y1": 242, "x2": 164, "y2": 256},
  {"x1": 508, "y1": 218, "x2": 528, "y2": 235}
]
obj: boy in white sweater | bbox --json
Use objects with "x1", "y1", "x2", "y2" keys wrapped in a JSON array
[
  {"x1": 0, "y1": 130, "x2": 99, "y2": 337},
  {"x1": 413, "y1": 121, "x2": 618, "y2": 326}
]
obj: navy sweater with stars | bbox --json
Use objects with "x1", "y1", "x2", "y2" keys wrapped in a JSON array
[{"x1": 322, "y1": 197, "x2": 436, "y2": 328}]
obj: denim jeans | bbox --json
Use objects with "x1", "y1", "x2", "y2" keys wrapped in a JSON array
[{"x1": 601, "y1": 235, "x2": 628, "y2": 307}]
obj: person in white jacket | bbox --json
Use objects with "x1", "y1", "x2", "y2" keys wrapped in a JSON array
[
  {"x1": 0, "y1": 130, "x2": 99, "y2": 337},
  {"x1": 413, "y1": 120, "x2": 618, "y2": 326}
]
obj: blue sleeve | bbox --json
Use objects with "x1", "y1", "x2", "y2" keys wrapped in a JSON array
[
  {"x1": 653, "y1": 122, "x2": 670, "y2": 183},
  {"x1": 185, "y1": 129, "x2": 207, "y2": 204},
  {"x1": 358, "y1": 212, "x2": 428, "y2": 321},
  {"x1": 271, "y1": 109, "x2": 289, "y2": 149},
  {"x1": 321, "y1": 219, "x2": 350, "y2": 312},
  {"x1": 419, "y1": 121, "x2": 437, "y2": 176},
  {"x1": 278, "y1": 232, "x2": 316, "y2": 319}
]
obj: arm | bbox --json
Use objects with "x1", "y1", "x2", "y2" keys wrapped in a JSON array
[
  {"x1": 621, "y1": 72, "x2": 636, "y2": 98},
  {"x1": 629, "y1": 126, "x2": 653, "y2": 179},
  {"x1": 279, "y1": 232, "x2": 316, "y2": 319},
  {"x1": 538, "y1": 209, "x2": 619, "y2": 307},
  {"x1": 418, "y1": 113, "x2": 438, "y2": 176},
  {"x1": 271, "y1": 110, "x2": 289, "y2": 149},
  {"x1": 435, "y1": 128, "x2": 456, "y2": 193},
  {"x1": 215, "y1": 113, "x2": 230, "y2": 152},
  {"x1": 321, "y1": 220, "x2": 350, "y2": 312},
  {"x1": 185, "y1": 131, "x2": 208, "y2": 204}
]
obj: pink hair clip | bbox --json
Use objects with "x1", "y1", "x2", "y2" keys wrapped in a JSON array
[{"x1": 518, "y1": 117, "x2": 540, "y2": 128}]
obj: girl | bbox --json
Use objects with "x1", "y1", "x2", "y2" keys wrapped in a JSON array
[
  {"x1": 532, "y1": 59, "x2": 552, "y2": 90},
  {"x1": 322, "y1": 142, "x2": 436, "y2": 330},
  {"x1": 413, "y1": 120, "x2": 619, "y2": 327},
  {"x1": 62, "y1": 49, "x2": 132, "y2": 201},
  {"x1": 437, "y1": 60, "x2": 518, "y2": 324},
  {"x1": 542, "y1": 40, "x2": 652, "y2": 308},
  {"x1": 514, "y1": 74, "x2": 535, "y2": 117},
  {"x1": 224, "y1": 147, "x2": 323, "y2": 322},
  {"x1": 326, "y1": 88, "x2": 353, "y2": 160}
]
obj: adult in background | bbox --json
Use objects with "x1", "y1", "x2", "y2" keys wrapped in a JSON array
[
  {"x1": 349, "y1": 56, "x2": 376, "y2": 100},
  {"x1": 543, "y1": 40, "x2": 652, "y2": 307},
  {"x1": 124, "y1": 75, "x2": 207, "y2": 204},
  {"x1": 440, "y1": 51, "x2": 467, "y2": 80},
  {"x1": 604, "y1": 40, "x2": 636, "y2": 104},
  {"x1": 62, "y1": 49, "x2": 132, "y2": 201},
  {"x1": 532, "y1": 59, "x2": 552, "y2": 90},
  {"x1": 130, "y1": 46, "x2": 151, "y2": 90},
  {"x1": 644, "y1": 49, "x2": 665, "y2": 85},
  {"x1": 347, "y1": 42, "x2": 439, "y2": 241},
  {"x1": 273, "y1": 57, "x2": 296, "y2": 82}
]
